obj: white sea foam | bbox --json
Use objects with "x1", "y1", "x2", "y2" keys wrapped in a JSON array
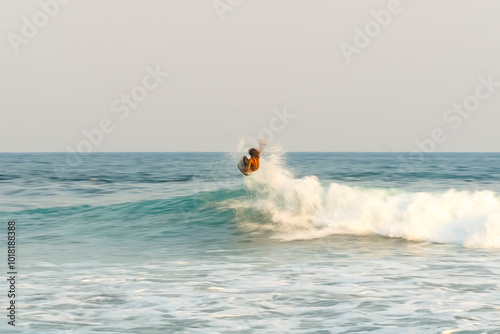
[{"x1": 233, "y1": 150, "x2": 500, "y2": 248}]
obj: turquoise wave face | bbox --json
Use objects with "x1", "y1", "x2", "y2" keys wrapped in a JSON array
[
  {"x1": 5, "y1": 151, "x2": 500, "y2": 252},
  {"x1": 4, "y1": 152, "x2": 500, "y2": 240}
]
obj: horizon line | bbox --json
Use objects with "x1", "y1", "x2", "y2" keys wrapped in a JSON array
[{"x1": 1, "y1": 151, "x2": 499, "y2": 154}]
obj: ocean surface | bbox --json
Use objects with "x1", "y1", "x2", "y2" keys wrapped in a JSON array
[{"x1": 2, "y1": 151, "x2": 500, "y2": 333}]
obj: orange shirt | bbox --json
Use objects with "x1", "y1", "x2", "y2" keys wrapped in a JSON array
[{"x1": 248, "y1": 156, "x2": 260, "y2": 172}]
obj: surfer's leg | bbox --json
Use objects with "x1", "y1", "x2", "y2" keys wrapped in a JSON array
[{"x1": 243, "y1": 156, "x2": 249, "y2": 167}]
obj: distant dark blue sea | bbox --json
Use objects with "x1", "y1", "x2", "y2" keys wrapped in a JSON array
[{"x1": 2, "y1": 152, "x2": 500, "y2": 333}]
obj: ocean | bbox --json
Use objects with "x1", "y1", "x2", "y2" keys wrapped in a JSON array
[{"x1": 2, "y1": 151, "x2": 500, "y2": 333}]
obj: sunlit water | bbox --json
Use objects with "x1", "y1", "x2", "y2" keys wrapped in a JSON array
[{"x1": 1, "y1": 152, "x2": 500, "y2": 333}]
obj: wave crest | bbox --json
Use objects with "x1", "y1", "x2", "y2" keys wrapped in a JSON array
[{"x1": 232, "y1": 151, "x2": 500, "y2": 248}]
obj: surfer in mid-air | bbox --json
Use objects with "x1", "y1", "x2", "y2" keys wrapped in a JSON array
[{"x1": 238, "y1": 140, "x2": 266, "y2": 176}]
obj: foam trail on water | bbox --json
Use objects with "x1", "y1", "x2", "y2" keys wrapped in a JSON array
[{"x1": 231, "y1": 150, "x2": 500, "y2": 248}]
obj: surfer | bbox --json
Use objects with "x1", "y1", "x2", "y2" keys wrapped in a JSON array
[{"x1": 242, "y1": 140, "x2": 266, "y2": 173}]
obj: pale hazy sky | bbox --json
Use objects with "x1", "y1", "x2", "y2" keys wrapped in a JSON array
[{"x1": 1, "y1": 0, "x2": 500, "y2": 152}]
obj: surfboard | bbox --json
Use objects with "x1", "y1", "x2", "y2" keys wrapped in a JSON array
[{"x1": 237, "y1": 159, "x2": 250, "y2": 176}]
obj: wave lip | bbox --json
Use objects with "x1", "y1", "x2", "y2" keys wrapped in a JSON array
[{"x1": 232, "y1": 151, "x2": 500, "y2": 248}]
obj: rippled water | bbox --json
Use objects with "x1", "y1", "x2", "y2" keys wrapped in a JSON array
[{"x1": 2, "y1": 152, "x2": 500, "y2": 333}]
